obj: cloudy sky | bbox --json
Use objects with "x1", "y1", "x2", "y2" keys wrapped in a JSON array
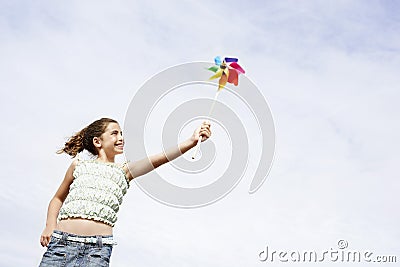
[{"x1": 0, "y1": 1, "x2": 399, "y2": 266}]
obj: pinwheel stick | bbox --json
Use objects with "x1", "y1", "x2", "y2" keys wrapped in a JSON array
[{"x1": 192, "y1": 90, "x2": 220, "y2": 159}]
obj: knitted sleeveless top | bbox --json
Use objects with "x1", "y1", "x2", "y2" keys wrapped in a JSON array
[{"x1": 57, "y1": 160, "x2": 130, "y2": 227}]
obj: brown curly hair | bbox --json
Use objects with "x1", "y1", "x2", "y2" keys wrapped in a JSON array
[{"x1": 57, "y1": 118, "x2": 118, "y2": 157}]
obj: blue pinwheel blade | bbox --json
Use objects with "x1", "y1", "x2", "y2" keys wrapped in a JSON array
[
  {"x1": 214, "y1": 56, "x2": 222, "y2": 66},
  {"x1": 224, "y1": 57, "x2": 238, "y2": 63}
]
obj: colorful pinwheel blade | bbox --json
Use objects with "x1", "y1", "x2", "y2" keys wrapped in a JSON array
[
  {"x1": 218, "y1": 73, "x2": 229, "y2": 90},
  {"x1": 209, "y1": 68, "x2": 223, "y2": 80},
  {"x1": 229, "y1": 62, "x2": 245, "y2": 74},
  {"x1": 214, "y1": 56, "x2": 222, "y2": 66},
  {"x1": 227, "y1": 69, "x2": 239, "y2": 86},
  {"x1": 224, "y1": 57, "x2": 238, "y2": 63},
  {"x1": 208, "y1": 66, "x2": 219, "y2": 73}
]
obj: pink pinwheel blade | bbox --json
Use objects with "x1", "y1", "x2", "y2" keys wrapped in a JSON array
[{"x1": 229, "y1": 62, "x2": 245, "y2": 74}]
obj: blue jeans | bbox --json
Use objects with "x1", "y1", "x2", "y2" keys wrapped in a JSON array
[{"x1": 39, "y1": 230, "x2": 113, "y2": 267}]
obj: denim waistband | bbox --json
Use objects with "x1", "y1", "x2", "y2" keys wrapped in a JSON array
[{"x1": 52, "y1": 230, "x2": 117, "y2": 246}]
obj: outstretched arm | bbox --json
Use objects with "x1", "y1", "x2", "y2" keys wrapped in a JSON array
[{"x1": 125, "y1": 121, "x2": 211, "y2": 180}]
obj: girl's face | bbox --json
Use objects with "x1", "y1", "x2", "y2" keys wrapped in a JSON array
[{"x1": 98, "y1": 122, "x2": 124, "y2": 156}]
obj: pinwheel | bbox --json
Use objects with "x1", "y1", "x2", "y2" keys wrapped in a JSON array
[
  {"x1": 208, "y1": 56, "x2": 246, "y2": 90},
  {"x1": 192, "y1": 56, "x2": 246, "y2": 159}
]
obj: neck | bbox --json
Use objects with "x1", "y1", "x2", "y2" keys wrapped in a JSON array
[{"x1": 96, "y1": 152, "x2": 116, "y2": 163}]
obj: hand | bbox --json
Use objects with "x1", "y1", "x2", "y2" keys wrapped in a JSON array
[
  {"x1": 40, "y1": 226, "x2": 54, "y2": 247},
  {"x1": 191, "y1": 121, "x2": 211, "y2": 143}
]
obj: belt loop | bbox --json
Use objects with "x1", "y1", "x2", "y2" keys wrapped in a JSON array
[
  {"x1": 96, "y1": 236, "x2": 103, "y2": 248},
  {"x1": 61, "y1": 232, "x2": 68, "y2": 244}
]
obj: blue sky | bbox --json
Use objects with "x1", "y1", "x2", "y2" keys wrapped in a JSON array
[{"x1": 0, "y1": 1, "x2": 399, "y2": 266}]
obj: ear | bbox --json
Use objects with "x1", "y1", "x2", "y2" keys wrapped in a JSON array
[{"x1": 93, "y1": 137, "x2": 102, "y2": 148}]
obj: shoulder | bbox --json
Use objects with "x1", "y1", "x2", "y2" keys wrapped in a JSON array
[
  {"x1": 72, "y1": 158, "x2": 79, "y2": 167},
  {"x1": 121, "y1": 162, "x2": 133, "y2": 182},
  {"x1": 70, "y1": 158, "x2": 80, "y2": 170},
  {"x1": 65, "y1": 159, "x2": 80, "y2": 178},
  {"x1": 56, "y1": 159, "x2": 80, "y2": 192}
]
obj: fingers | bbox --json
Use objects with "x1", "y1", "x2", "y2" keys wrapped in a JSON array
[
  {"x1": 198, "y1": 121, "x2": 211, "y2": 141},
  {"x1": 192, "y1": 121, "x2": 211, "y2": 143},
  {"x1": 40, "y1": 235, "x2": 45, "y2": 247},
  {"x1": 40, "y1": 235, "x2": 51, "y2": 247},
  {"x1": 201, "y1": 120, "x2": 211, "y2": 130}
]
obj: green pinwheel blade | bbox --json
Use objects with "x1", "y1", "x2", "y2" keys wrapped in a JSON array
[{"x1": 208, "y1": 66, "x2": 219, "y2": 73}]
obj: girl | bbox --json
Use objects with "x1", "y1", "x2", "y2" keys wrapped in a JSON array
[{"x1": 39, "y1": 117, "x2": 211, "y2": 266}]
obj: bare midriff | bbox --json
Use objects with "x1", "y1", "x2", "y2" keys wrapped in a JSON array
[{"x1": 56, "y1": 218, "x2": 113, "y2": 236}]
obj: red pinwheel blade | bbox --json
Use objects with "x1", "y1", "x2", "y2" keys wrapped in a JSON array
[
  {"x1": 224, "y1": 57, "x2": 238, "y2": 63},
  {"x1": 227, "y1": 69, "x2": 239, "y2": 86},
  {"x1": 229, "y1": 62, "x2": 245, "y2": 74}
]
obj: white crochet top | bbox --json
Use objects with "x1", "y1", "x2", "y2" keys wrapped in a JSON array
[{"x1": 57, "y1": 160, "x2": 130, "y2": 227}]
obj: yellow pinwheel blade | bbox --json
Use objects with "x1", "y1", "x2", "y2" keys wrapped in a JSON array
[{"x1": 209, "y1": 68, "x2": 223, "y2": 80}]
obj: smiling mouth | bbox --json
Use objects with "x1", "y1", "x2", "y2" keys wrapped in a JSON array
[{"x1": 115, "y1": 144, "x2": 124, "y2": 149}]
